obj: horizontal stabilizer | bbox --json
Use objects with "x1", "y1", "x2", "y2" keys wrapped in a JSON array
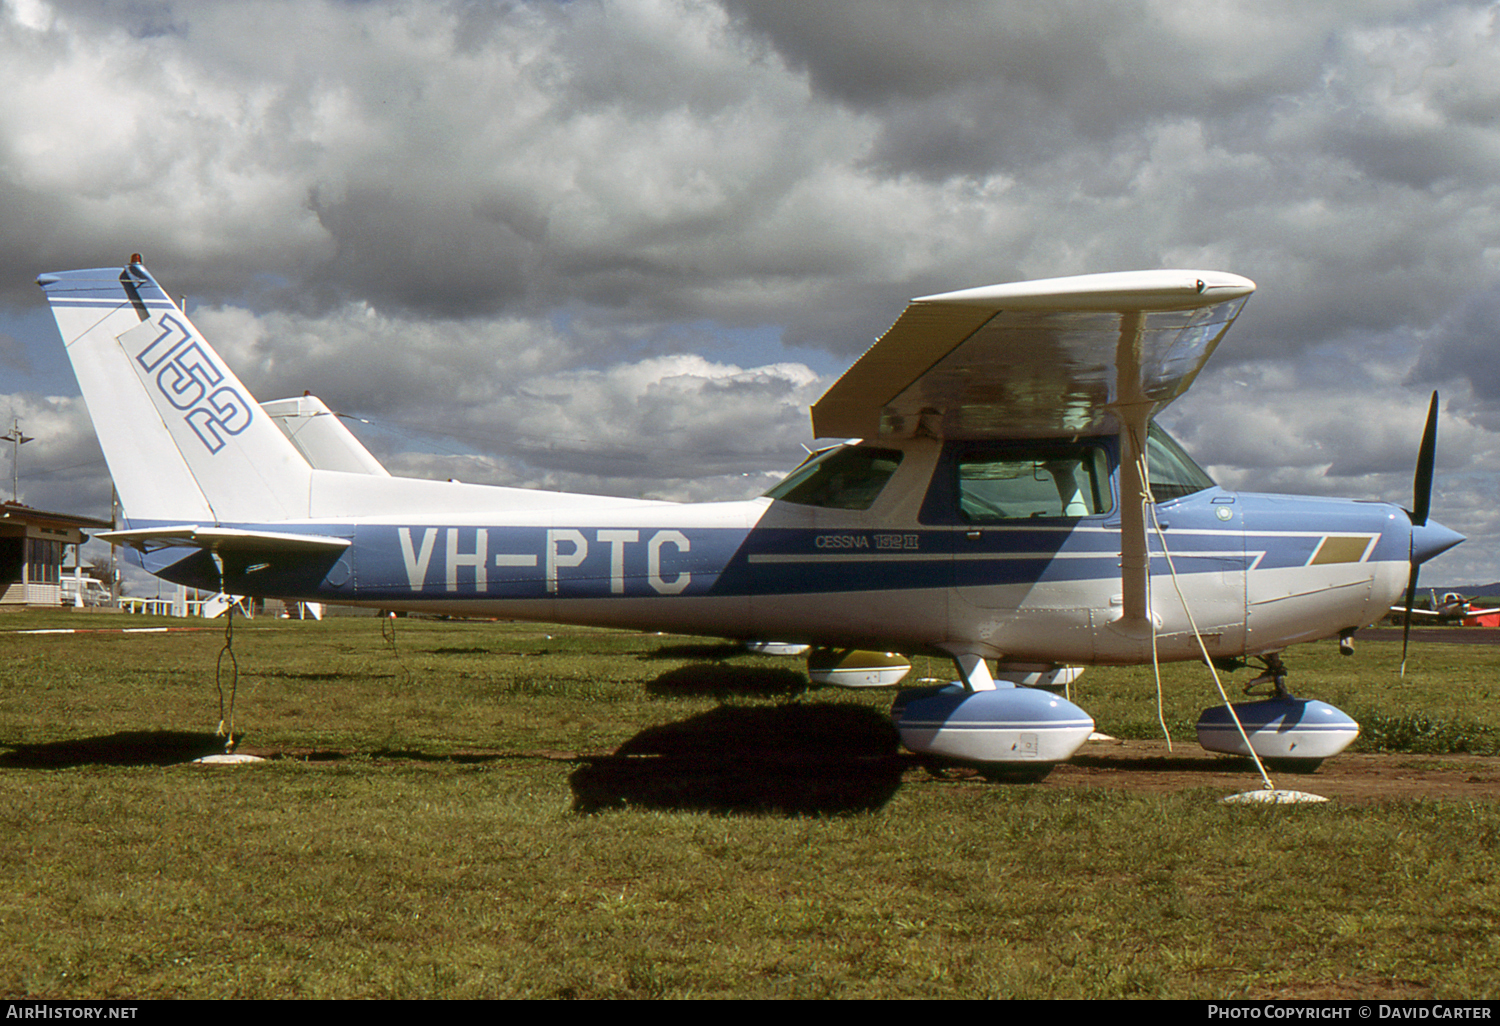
[{"x1": 98, "y1": 525, "x2": 352, "y2": 555}]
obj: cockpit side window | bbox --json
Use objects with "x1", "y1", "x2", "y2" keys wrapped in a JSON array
[
  {"x1": 1145, "y1": 423, "x2": 1215, "y2": 501},
  {"x1": 764, "y1": 446, "x2": 904, "y2": 511},
  {"x1": 955, "y1": 443, "x2": 1113, "y2": 522}
]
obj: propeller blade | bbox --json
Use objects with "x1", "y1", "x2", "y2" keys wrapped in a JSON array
[
  {"x1": 1412, "y1": 391, "x2": 1439, "y2": 527},
  {"x1": 1401, "y1": 556, "x2": 1419, "y2": 677},
  {"x1": 1402, "y1": 392, "x2": 1439, "y2": 677}
]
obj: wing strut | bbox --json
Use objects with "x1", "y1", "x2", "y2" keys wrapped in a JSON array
[{"x1": 1110, "y1": 311, "x2": 1154, "y2": 634}]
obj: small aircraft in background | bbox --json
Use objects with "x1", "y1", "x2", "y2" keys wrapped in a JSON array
[
  {"x1": 1393, "y1": 590, "x2": 1500, "y2": 626},
  {"x1": 39, "y1": 259, "x2": 1463, "y2": 777}
]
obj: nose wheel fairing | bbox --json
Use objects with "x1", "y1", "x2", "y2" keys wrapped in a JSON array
[{"x1": 1195, "y1": 697, "x2": 1360, "y2": 766}]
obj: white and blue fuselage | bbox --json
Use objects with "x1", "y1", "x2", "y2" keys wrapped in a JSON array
[{"x1": 129, "y1": 438, "x2": 1436, "y2": 667}]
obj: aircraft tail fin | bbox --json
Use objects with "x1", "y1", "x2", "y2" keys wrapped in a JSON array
[{"x1": 37, "y1": 259, "x2": 313, "y2": 525}]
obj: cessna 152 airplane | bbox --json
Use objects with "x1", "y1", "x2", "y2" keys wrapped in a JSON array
[{"x1": 37, "y1": 259, "x2": 1464, "y2": 775}]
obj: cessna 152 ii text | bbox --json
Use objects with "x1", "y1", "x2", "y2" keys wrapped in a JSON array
[{"x1": 38, "y1": 259, "x2": 1464, "y2": 776}]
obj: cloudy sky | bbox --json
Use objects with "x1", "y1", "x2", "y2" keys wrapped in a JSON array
[{"x1": 2, "y1": 0, "x2": 1498, "y2": 589}]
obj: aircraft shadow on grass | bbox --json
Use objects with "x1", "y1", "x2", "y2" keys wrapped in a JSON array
[
  {"x1": 569, "y1": 702, "x2": 906, "y2": 816},
  {"x1": 638, "y1": 642, "x2": 752, "y2": 662},
  {"x1": 0, "y1": 730, "x2": 231, "y2": 768},
  {"x1": 1067, "y1": 752, "x2": 1268, "y2": 774},
  {"x1": 645, "y1": 660, "x2": 809, "y2": 699}
]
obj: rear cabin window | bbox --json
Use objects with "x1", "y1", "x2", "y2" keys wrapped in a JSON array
[
  {"x1": 764, "y1": 446, "x2": 904, "y2": 511},
  {"x1": 957, "y1": 444, "x2": 1113, "y2": 521}
]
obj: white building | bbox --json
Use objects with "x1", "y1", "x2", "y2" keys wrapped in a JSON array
[{"x1": 0, "y1": 502, "x2": 112, "y2": 607}]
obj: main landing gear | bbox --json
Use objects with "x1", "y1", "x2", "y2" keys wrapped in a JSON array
[
  {"x1": 889, "y1": 655, "x2": 1095, "y2": 781},
  {"x1": 1194, "y1": 653, "x2": 1361, "y2": 771}
]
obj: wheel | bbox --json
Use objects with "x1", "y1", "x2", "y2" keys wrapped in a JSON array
[
  {"x1": 975, "y1": 762, "x2": 1055, "y2": 783},
  {"x1": 1264, "y1": 757, "x2": 1324, "y2": 775}
]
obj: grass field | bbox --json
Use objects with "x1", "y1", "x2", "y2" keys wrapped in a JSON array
[{"x1": 1, "y1": 611, "x2": 1497, "y2": 998}]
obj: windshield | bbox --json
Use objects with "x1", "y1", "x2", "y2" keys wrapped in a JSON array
[
  {"x1": 1146, "y1": 423, "x2": 1215, "y2": 501},
  {"x1": 764, "y1": 446, "x2": 904, "y2": 510}
]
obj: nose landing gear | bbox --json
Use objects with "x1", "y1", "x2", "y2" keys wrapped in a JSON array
[{"x1": 1196, "y1": 653, "x2": 1360, "y2": 770}]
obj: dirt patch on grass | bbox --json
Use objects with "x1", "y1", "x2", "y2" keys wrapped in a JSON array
[{"x1": 1041, "y1": 737, "x2": 1500, "y2": 803}]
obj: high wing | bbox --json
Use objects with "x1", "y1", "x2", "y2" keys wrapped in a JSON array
[
  {"x1": 811, "y1": 270, "x2": 1256, "y2": 442},
  {"x1": 811, "y1": 269, "x2": 1255, "y2": 632}
]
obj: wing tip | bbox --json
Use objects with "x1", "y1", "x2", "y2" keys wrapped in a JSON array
[{"x1": 914, "y1": 269, "x2": 1256, "y2": 311}]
